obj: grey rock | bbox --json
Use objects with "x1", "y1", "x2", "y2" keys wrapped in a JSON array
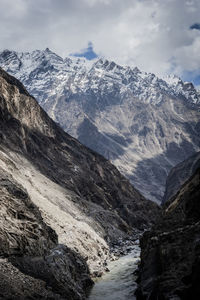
[
  {"x1": 0, "y1": 68, "x2": 159, "y2": 299},
  {"x1": 0, "y1": 49, "x2": 200, "y2": 202},
  {"x1": 136, "y1": 166, "x2": 200, "y2": 299},
  {"x1": 163, "y1": 151, "x2": 200, "y2": 204},
  {"x1": 0, "y1": 168, "x2": 92, "y2": 299}
]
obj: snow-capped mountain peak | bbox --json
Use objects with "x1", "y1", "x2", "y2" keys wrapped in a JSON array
[
  {"x1": 0, "y1": 48, "x2": 200, "y2": 203},
  {"x1": 1, "y1": 48, "x2": 199, "y2": 106}
]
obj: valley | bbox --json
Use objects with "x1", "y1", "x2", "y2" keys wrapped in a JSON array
[
  {"x1": 1, "y1": 0, "x2": 200, "y2": 298},
  {"x1": 0, "y1": 50, "x2": 199, "y2": 300},
  {"x1": 0, "y1": 67, "x2": 158, "y2": 299},
  {"x1": 1, "y1": 49, "x2": 200, "y2": 203}
]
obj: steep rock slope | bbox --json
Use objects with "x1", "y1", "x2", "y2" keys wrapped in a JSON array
[
  {"x1": 0, "y1": 49, "x2": 200, "y2": 202},
  {"x1": 0, "y1": 68, "x2": 159, "y2": 287},
  {"x1": 0, "y1": 168, "x2": 92, "y2": 300},
  {"x1": 136, "y1": 166, "x2": 200, "y2": 299},
  {"x1": 163, "y1": 151, "x2": 200, "y2": 204}
]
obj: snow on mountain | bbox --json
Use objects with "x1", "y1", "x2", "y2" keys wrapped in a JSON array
[
  {"x1": 0, "y1": 48, "x2": 200, "y2": 203},
  {"x1": 1, "y1": 48, "x2": 199, "y2": 106}
]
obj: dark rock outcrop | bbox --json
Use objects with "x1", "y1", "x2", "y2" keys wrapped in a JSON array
[
  {"x1": 136, "y1": 167, "x2": 200, "y2": 299},
  {"x1": 0, "y1": 170, "x2": 57, "y2": 258}
]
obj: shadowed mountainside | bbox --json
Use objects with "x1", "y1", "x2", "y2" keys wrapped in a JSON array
[
  {"x1": 163, "y1": 151, "x2": 200, "y2": 204},
  {"x1": 136, "y1": 165, "x2": 200, "y2": 299}
]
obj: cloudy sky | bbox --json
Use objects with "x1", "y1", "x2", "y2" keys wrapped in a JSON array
[{"x1": 0, "y1": 0, "x2": 200, "y2": 85}]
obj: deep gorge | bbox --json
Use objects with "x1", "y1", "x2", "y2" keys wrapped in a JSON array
[{"x1": 0, "y1": 47, "x2": 200, "y2": 300}]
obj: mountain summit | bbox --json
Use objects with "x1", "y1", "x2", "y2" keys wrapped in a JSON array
[{"x1": 1, "y1": 49, "x2": 200, "y2": 202}]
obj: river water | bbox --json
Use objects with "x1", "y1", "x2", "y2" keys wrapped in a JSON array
[{"x1": 88, "y1": 243, "x2": 140, "y2": 300}]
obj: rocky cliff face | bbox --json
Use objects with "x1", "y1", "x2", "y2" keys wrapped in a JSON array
[
  {"x1": 136, "y1": 166, "x2": 200, "y2": 299},
  {"x1": 0, "y1": 68, "x2": 159, "y2": 298},
  {"x1": 163, "y1": 151, "x2": 200, "y2": 204},
  {"x1": 0, "y1": 168, "x2": 92, "y2": 300},
  {"x1": 1, "y1": 49, "x2": 200, "y2": 203}
]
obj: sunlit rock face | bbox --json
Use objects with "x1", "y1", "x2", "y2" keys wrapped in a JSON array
[{"x1": 1, "y1": 49, "x2": 200, "y2": 202}]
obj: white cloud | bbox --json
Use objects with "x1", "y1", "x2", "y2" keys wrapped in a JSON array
[{"x1": 0, "y1": 0, "x2": 199, "y2": 81}]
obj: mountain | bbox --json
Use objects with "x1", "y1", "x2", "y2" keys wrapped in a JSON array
[
  {"x1": 1, "y1": 49, "x2": 200, "y2": 203},
  {"x1": 0, "y1": 68, "x2": 159, "y2": 299},
  {"x1": 136, "y1": 165, "x2": 200, "y2": 299},
  {"x1": 163, "y1": 151, "x2": 200, "y2": 204}
]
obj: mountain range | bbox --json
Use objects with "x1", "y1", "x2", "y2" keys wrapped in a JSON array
[
  {"x1": 0, "y1": 67, "x2": 159, "y2": 299},
  {"x1": 1, "y1": 46, "x2": 200, "y2": 299},
  {"x1": 1, "y1": 48, "x2": 200, "y2": 203},
  {"x1": 0, "y1": 48, "x2": 200, "y2": 203}
]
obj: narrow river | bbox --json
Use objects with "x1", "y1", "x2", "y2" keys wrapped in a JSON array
[{"x1": 88, "y1": 242, "x2": 140, "y2": 300}]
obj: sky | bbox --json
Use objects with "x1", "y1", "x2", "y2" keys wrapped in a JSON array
[{"x1": 0, "y1": 0, "x2": 200, "y2": 86}]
